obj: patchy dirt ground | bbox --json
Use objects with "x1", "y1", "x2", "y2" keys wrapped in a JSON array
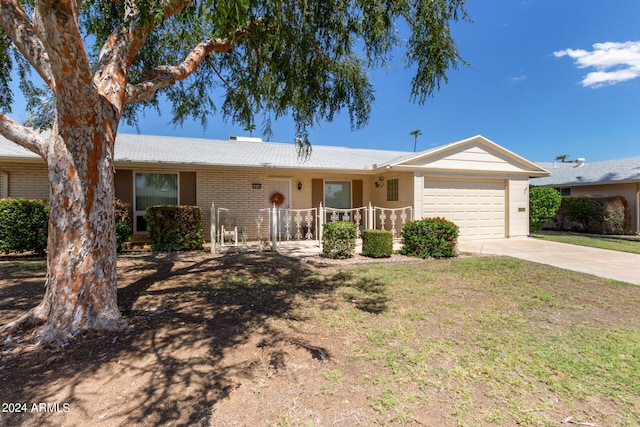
[
  {"x1": 0, "y1": 251, "x2": 414, "y2": 427},
  {"x1": 1, "y1": 250, "x2": 639, "y2": 426}
]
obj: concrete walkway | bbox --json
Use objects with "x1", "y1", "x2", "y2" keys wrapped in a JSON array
[{"x1": 457, "y1": 238, "x2": 640, "y2": 285}]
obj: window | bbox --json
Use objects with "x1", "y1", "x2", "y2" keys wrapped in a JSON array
[
  {"x1": 134, "y1": 172, "x2": 179, "y2": 232},
  {"x1": 387, "y1": 178, "x2": 399, "y2": 201},
  {"x1": 555, "y1": 187, "x2": 571, "y2": 197},
  {"x1": 325, "y1": 181, "x2": 351, "y2": 209},
  {"x1": 325, "y1": 181, "x2": 351, "y2": 222}
]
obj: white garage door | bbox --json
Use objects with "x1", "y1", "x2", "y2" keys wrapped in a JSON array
[{"x1": 423, "y1": 179, "x2": 505, "y2": 239}]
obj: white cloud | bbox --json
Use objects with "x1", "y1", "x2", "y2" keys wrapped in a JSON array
[
  {"x1": 554, "y1": 40, "x2": 640, "y2": 88},
  {"x1": 510, "y1": 73, "x2": 527, "y2": 84}
]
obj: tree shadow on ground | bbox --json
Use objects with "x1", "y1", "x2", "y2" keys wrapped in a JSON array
[
  {"x1": 0, "y1": 251, "x2": 359, "y2": 426},
  {"x1": 334, "y1": 271, "x2": 390, "y2": 314}
]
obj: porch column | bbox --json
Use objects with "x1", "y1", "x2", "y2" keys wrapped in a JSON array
[
  {"x1": 210, "y1": 202, "x2": 216, "y2": 254},
  {"x1": 367, "y1": 202, "x2": 374, "y2": 230},
  {"x1": 318, "y1": 203, "x2": 324, "y2": 245},
  {"x1": 271, "y1": 205, "x2": 278, "y2": 251},
  {"x1": 413, "y1": 172, "x2": 424, "y2": 220}
]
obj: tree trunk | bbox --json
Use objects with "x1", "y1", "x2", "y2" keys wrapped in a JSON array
[{"x1": 33, "y1": 120, "x2": 125, "y2": 346}]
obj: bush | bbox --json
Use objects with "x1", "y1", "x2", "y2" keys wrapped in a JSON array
[
  {"x1": 0, "y1": 198, "x2": 49, "y2": 254},
  {"x1": 0, "y1": 197, "x2": 136, "y2": 254},
  {"x1": 361, "y1": 229, "x2": 393, "y2": 258},
  {"x1": 529, "y1": 186, "x2": 561, "y2": 232},
  {"x1": 553, "y1": 195, "x2": 632, "y2": 235},
  {"x1": 115, "y1": 199, "x2": 132, "y2": 252},
  {"x1": 322, "y1": 221, "x2": 357, "y2": 259},
  {"x1": 400, "y1": 217, "x2": 459, "y2": 259},
  {"x1": 145, "y1": 205, "x2": 204, "y2": 251},
  {"x1": 558, "y1": 196, "x2": 596, "y2": 230}
]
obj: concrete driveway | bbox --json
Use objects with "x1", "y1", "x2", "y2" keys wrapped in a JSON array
[{"x1": 458, "y1": 237, "x2": 640, "y2": 285}]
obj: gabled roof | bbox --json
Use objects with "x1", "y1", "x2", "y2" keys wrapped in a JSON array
[
  {"x1": 532, "y1": 157, "x2": 640, "y2": 186},
  {"x1": 382, "y1": 135, "x2": 549, "y2": 177}
]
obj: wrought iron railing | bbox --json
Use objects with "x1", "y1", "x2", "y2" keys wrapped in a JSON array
[
  {"x1": 211, "y1": 203, "x2": 413, "y2": 252},
  {"x1": 323, "y1": 206, "x2": 367, "y2": 237},
  {"x1": 373, "y1": 206, "x2": 413, "y2": 238},
  {"x1": 275, "y1": 208, "x2": 318, "y2": 242}
]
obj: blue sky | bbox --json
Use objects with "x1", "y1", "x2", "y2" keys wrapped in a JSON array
[{"x1": 8, "y1": 1, "x2": 640, "y2": 162}]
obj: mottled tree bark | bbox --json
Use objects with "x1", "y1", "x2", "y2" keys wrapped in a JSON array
[
  {"x1": 36, "y1": 118, "x2": 125, "y2": 345},
  {"x1": 1, "y1": 110, "x2": 126, "y2": 345},
  {"x1": 0, "y1": 0, "x2": 237, "y2": 346}
]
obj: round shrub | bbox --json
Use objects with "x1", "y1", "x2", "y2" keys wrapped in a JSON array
[
  {"x1": 361, "y1": 229, "x2": 393, "y2": 258},
  {"x1": 322, "y1": 221, "x2": 357, "y2": 259},
  {"x1": 400, "y1": 217, "x2": 459, "y2": 259},
  {"x1": 529, "y1": 186, "x2": 561, "y2": 232}
]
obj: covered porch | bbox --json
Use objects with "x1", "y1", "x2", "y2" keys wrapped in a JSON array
[{"x1": 210, "y1": 202, "x2": 414, "y2": 253}]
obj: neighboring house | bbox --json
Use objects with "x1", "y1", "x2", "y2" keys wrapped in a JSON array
[
  {"x1": 532, "y1": 157, "x2": 640, "y2": 234},
  {"x1": 0, "y1": 133, "x2": 548, "y2": 241}
]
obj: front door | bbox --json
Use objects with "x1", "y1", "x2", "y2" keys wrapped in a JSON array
[{"x1": 268, "y1": 179, "x2": 291, "y2": 238}]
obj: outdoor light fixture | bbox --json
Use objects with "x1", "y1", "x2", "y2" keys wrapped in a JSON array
[
  {"x1": 375, "y1": 176, "x2": 385, "y2": 188},
  {"x1": 297, "y1": 181, "x2": 302, "y2": 190}
]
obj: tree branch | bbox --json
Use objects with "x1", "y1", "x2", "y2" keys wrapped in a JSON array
[
  {"x1": 0, "y1": 114, "x2": 47, "y2": 158},
  {"x1": 124, "y1": 34, "x2": 246, "y2": 104},
  {"x1": 0, "y1": 0, "x2": 55, "y2": 92},
  {"x1": 94, "y1": 0, "x2": 196, "y2": 111},
  {"x1": 35, "y1": 0, "x2": 96, "y2": 114}
]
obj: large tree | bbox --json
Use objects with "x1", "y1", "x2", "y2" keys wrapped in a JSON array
[{"x1": 0, "y1": 0, "x2": 468, "y2": 346}]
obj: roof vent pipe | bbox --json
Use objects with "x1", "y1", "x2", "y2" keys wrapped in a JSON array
[{"x1": 576, "y1": 158, "x2": 586, "y2": 166}]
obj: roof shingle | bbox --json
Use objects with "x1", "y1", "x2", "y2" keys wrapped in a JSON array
[
  {"x1": 0, "y1": 133, "x2": 412, "y2": 170},
  {"x1": 533, "y1": 158, "x2": 640, "y2": 186}
]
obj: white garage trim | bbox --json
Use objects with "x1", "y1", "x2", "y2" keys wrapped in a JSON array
[{"x1": 423, "y1": 178, "x2": 506, "y2": 239}]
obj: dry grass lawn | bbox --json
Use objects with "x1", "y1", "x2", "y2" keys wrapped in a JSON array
[{"x1": 1, "y1": 250, "x2": 639, "y2": 426}]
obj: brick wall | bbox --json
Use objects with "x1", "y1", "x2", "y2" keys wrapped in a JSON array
[
  {"x1": 0, "y1": 161, "x2": 49, "y2": 199},
  {"x1": 197, "y1": 168, "x2": 270, "y2": 241}
]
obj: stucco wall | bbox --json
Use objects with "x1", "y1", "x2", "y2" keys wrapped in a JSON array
[
  {"x1": 286, "y1": 171, "x2": 376, "y2": 209},
  {"x1": 368, "y1": 171, "x2": 415, "y2": 209}
]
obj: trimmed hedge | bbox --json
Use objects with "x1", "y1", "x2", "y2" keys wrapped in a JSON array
[
  {"x1": 529, "y1": 186, "x2": 561, "y2": 232},
  {"x1": 0, "y1": 198, "x2": 49, "y2": 254},
  {"x1": 0, "y1": 198, "x2": 133, "y2": 254},
  {"x1": 322, "y1": 221, "x2": 357, "y2": 259},
  {"x1": 551, "y1": 195, "x2": 632, "y2": 235},
  {"x1": 361, "y1": 229, "x2": 393, "y2": 258},
  {"x1": 145, "y1": 205, "x2": 204, "y2": 251},
  {"x1": 401, "y1": 217, "x2": 459, "y2": 259}
]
